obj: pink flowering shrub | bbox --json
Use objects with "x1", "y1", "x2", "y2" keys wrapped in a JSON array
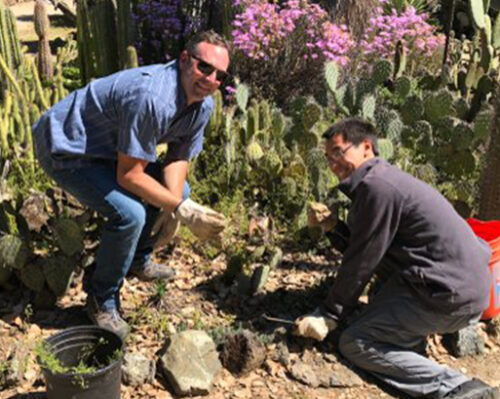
[
  {"x1": 359, "y1": 5, "x2": 445, "y2": 69},
  {"x1": 231, "y1": 0, "x2": 354, "y2": 106},
  {"x1": 232, "y1": 0, "x2": 353, "y2": 65}
]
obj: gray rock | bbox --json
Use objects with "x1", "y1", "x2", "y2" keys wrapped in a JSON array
[
  {"x1": 122, "y1": 352, "x2": 156, "y2": 387},
  {"x1": 289, "y1": 351, "x2": 363, "y2": 388},
  {"x1": 160, "y1": 330, "x2": 221, "y2": 396},
  {"x1": 289, "y1": 360, "x2": 319, "y2": 387},
  {"x1": 442, "y1": 325, "x2": 485, "y2": 357},
  {"x1": 276, "y1": 342, "x2": 290, "y2": 366}
]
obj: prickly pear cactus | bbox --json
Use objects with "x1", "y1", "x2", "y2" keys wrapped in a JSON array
[
  {"x1": 378, "y1": 138, "x2": 394, "y2": 160},
  {"x1": 400, "y1": 95, "x2": 424, "y2": 125},
  {"x1": 394, "y1": 76, "x2": 412, "y2": 98},
  {"x1": 261, "y1": 150, "x2": 283, "y2": 177},
  {"x1": 20, "y1": 260, "x2": 45, "y2": 292},
  {"x1": 361, "y1": 94, "x2": 376, "y2": 121},
  {"x1": 0, "y1": 234, "x2": 29, "y2": 270},
  {"x1": 282, "y1": 177, "x2": 298, "y2": 197},
  {"x1": 246, "y1": 141, "x2": 264, "y2": 162},
  {"x1": 424, "y1": 89, "x2": 454, "y2": 123},
  {"x1": 302, "y1": 101, "x2": 322, "y2": 130},
  {"x1": 271, "y1": 109, "x2": 286, "y2": 139},
  {"x1": 53, "y1": 218, "x2": 84, "y2": 256},
  {"x1": 324, "y1": 61, "x2": 339, "y2": 94},
  {"x1": 453, "y1": 98, "x2": 469, "y2": 120},
  {"x1": 453, "y1": 122, "x2": 474, "y2": 150},
  {"x1": 371, "y1": 59, "x2": 393, "y2": 85},
  {"x1": 236, "y1": 83, "x2": 249, "y2": 111},
  {"x1": 42, "y1": 254, "x2": 76, "y2": 297},
  {"x1": 474, "y1": 108, "x2": 493, "y2": 141},
  {"x1": 415, "y1": 120, "x2": 434, "y2": 151}
]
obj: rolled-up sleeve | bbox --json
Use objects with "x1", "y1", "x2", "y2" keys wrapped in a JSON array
[{"x1": 324, "y1": 179, "x2": 404, "y2": 319}]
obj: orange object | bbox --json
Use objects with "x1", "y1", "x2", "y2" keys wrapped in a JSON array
[{"x1": 467, "y1": 218, "x2": 500, "y2": 320}]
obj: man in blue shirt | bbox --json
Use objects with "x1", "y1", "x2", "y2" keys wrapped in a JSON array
[{"x1": 32, "y1": 30, "x2": 230, "y2": 340}]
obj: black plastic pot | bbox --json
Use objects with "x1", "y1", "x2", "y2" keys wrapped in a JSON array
[{"x1": 39, "y1": 325, "x2": 123, "y2": 399}]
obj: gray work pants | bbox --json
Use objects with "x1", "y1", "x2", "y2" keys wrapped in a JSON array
[{"x1": 338, "y1": 276, "x2": 481, "y2": 398}]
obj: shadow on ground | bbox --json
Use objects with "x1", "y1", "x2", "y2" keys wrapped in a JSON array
[
  {"x1": 21, "y1": 37, "x2": 72, "y2": 55},
  {"x1": 16, "y1": 14, "x2": 74, "y2": 28},
  {"x1": 192, "y1": 257, "x2": 412, "y2": 399}
]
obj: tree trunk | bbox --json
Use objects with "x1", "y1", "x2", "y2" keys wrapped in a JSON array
[
  {"x1": 334, "y1": 0, "x2": 378, "y2": 40},
  {"x1": 478, "y1": 83, "x2": 500, "y2": 220}
]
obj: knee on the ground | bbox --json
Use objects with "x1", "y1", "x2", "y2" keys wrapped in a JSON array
[{"x1": 338, "y1": 328, "x2": 365, "y2": 364}]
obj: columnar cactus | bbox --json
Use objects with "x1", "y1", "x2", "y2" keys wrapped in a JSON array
[
  {"x1": 77, "y1": 0, "x2": 134, "y2": 82},
  {"x1": 0, "y1": 0, "x2": 22, "y2": 90},
  {"x1": 34, "y1": 0, "x2": 53, "y2": 81}
]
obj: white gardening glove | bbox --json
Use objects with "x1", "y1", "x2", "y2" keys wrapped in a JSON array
[
  {"x1": 307, "y1": 202, "x2": 337, "y2": 233},
  {"x1": 293, "y1": 308, "x2": 338, "y2": 341},
  {"x1": 175, "y1": 199, "x2": 226, "y2": 240},
  {"x1": 151, "y1": 210, "x2": 180, "y2": 249}
]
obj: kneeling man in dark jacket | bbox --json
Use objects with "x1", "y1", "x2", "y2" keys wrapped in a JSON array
[{"x1": 295, "y1": 117, "x2": 498, "y2": 399}]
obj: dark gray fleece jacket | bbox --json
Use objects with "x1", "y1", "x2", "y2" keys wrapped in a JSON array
[{"x1": 324, "y1": 158, "x2": 491, "y2": 320}]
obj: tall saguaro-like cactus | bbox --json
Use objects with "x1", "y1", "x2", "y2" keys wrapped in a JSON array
[
  {"x1": 478, "y1": 82, "x2": 500, "y2": 220},
  {"x1": 34, "y1": 0, "x2": 54, "y2": 81},
  {"x1": 76, "y1": 0, "x2": 135, "y2": 83}
]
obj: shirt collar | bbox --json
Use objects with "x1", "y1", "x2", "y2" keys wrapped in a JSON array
[
  {"x1": 338, "y1": 157, "x2": 382, "y2": 198},
  {"x1": 174, "y1": 60, "x2": 187, "y2": 110}
]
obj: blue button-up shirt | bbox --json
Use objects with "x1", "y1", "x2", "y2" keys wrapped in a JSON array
[{"x1": 32, "y1": 60, "x2": 213, "y2": 169}]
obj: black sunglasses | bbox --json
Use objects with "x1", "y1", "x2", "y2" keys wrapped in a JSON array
[{"x1": 189, "y1": 53, "x2": 229, "y2": 83}]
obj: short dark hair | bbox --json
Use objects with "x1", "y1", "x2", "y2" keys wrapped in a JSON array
[
  {"x1": 322, "y1": 117, "x2": 379, "y2": 156},
  {"x1": 185, "y1": 30, "x2": 231, "y2": 57}
]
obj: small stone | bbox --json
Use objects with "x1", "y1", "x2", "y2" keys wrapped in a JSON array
[
  {"x1": 442, "y1": 325, "x2": 485, "y2": 357},
  {"x1": 122, "y1": 352, "x2": 156, "y2": 387}
]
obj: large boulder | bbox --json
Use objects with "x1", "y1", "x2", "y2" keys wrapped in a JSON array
[{"x1": 159, "y1": 330, "x2": 221, "y2": 396}]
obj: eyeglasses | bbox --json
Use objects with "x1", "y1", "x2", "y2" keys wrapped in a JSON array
[
  {"x1": 189, "y1": 53, "x2": 229, "y2": 83},
  {"x1": 326, "y1": 143, "x2": 354, "y2": 162}
]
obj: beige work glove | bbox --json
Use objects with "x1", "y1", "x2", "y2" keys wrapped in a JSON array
[
  {"x1": 293, "y1": 308, "x2": 338, "y2": 341},
  {"x1": 307, "y1": 202, "x2": 337, "y2": 233},
  {"x1": 152, "y1": 210, "x2": 180, "y2": 249},
  {"x1": 175, "y1": 199, "x2": 226, "y2": 240}
]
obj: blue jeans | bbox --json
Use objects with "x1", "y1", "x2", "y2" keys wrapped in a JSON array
[{"x1": 39, "y1": 159, "x2": 190, "y2": 311}]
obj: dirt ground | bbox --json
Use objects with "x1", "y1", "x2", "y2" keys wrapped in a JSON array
[{"x1": 1, "y1": 244, "x2": 500, "y2": 399}]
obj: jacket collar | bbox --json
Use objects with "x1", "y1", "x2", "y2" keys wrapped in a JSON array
[{"x1": 338, "y1": 157, "x2": 382, "y2": 198}]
